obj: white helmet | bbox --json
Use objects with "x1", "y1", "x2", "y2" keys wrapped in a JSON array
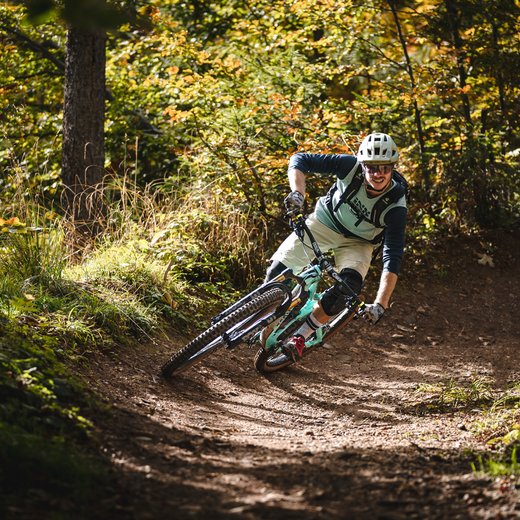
[{"x1": 357, "y1": 133, "x2": 399, "y2": 164}]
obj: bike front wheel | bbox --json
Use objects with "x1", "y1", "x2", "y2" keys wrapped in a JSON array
[
  {"x1": 254, "y1": 305, "x2": 359, "y2": 374},
  {"x1": 254, "y1": 337, "x2": 322, "y2": 373},
  {"x1": 161, "y1": 287, "x2": 286, "y2": 377},
  {"x1": 253, "y1": 348, "x2": 294, "y2": 373}
]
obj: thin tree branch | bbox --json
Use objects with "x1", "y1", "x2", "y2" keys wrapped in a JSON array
[
  {"x1": 0, "y1": 22, "x2": 162, "y2": 135},
  {"x1": 355, "y1": 34, "x2": 407, "y2": 71},
  {"x1": 1, "y1": 23, "x2": 65, "y2": 70},
  {"x1": 386, "y1": 0, "x2": 429, "y2": 191}
]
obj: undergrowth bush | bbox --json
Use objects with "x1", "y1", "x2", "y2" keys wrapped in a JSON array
[
  {"x1": 148, "y1": 187, "x2": 269, "y2": 288},
  {"x1": 0, "y1": 176, "x2": 253, "y2": 352},
  {"x1": 0, "y1": 320, "x2": 114, "y2": 518},
  {"x1": 0, "y1": 174, "x2": 265, "y2": 517}
]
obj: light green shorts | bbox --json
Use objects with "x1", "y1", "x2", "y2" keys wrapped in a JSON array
[{"x1": 271, "y1": 213, "x2": 376, "y2": 278}]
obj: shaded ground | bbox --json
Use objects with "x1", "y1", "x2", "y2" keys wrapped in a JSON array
[{"x1": 85, "y1": 233, "x2": 519, "y2": 519}]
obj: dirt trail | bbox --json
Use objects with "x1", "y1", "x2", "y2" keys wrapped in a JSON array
[{"x1": 85, "y1": 238, "x2": 519, "y2": 519}]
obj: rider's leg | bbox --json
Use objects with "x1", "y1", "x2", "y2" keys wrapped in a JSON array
[
  {"x1": 264, "y1": 224, "x2": 331, "y2": 343},
  {"x1": 282, "y1": 268, "x2": 363, "y2": 361},
  {"x1": 294, "y1": 268, "x2": 364, "y2": 338},
  {"x1": 268, "y1": 214, "x2": 342, "y2": 275},
  {"x1": 319, "y1": 237, "x2": 374, "y2": 319},
  {"x1": 264, "y1": 260, "x2": 291, "y2": 283},
  {"x1": 267, "y1": 216, "x2": 372, "y2": 357},
  {"x1": 320, "y1": 268, "x2": 364, "y2": 315}
]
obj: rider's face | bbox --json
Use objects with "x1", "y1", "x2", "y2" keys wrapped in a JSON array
[{"x1": 362, "y1": 163, "x2": 393, "y2": 191}]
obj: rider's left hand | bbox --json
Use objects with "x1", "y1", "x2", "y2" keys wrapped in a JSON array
[{"x1": 362, "y1": 303, "x2": 385, "y2": 324}]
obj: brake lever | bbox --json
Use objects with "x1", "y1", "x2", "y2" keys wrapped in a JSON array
[
  {"x1": 285, "y1": 210, "x2": 306, "y2": 233},
  {"x1": 285, "y1": 208, "x2": 304, "y2": 220}
]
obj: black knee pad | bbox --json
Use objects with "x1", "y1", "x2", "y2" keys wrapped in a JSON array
[
  {"x1": 264, "y1": 260, "x2": 291, "y2": 283},
  {"x1": 321, "y1": 268, "x2": 363, "y2": 316}
]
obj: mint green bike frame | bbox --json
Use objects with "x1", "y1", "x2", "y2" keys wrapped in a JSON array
[{"x1": 262, "y1": 212, "x2": 364, "y2": 355}]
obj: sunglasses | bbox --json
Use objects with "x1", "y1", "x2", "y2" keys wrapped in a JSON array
[{"x1": 362, "y1": 163, "x2": 393, "y2": 175}]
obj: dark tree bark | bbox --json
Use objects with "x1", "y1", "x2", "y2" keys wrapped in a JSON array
[
  {"x1": 387, "y1": 0, "x2": 430, "y2": 193},
  {"x1": 488, "y1": 19, "x2": 507, "y2": 127},
  {"x1": 444, "y1": 0, "x2": 473, "y2": 127},
  {"x1": 61, "y1": 26, "x2": 107, "y2": 233}
]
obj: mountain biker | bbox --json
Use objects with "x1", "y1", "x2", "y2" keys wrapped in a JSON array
[{"x1": 264, "y1": 132, "x2": 407, "y2": 362}]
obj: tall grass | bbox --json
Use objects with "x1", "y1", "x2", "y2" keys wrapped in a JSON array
[
  {"x1": 0, "y1": 226, "x2": 66, "y2": 287},
  {"x1": 472, "y1": 446, "x2": 519, "y2": 477},
  {"x1": 61, "y1": 172, "x2": 269, "y2": 286},
  {"x1": 151, "y1": 185, "x2": 269, "y2": 288},
  {"x1": 0, "y1": 152, "x2": 271, "y2": 346}
]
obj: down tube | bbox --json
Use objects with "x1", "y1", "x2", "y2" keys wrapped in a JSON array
[{"x1": 264, "y1": 296, "x2": 316, "y2": 351}]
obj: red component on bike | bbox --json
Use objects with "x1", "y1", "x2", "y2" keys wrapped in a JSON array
[{"x1": 283, "y1": 335, "x2": 306, "y2": 361}]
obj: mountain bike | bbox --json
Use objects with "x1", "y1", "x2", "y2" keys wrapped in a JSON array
[{"x1": 160, "y1": 209, "x2": 366, "y2": 377}]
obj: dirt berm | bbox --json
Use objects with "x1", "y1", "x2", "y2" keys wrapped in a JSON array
[{"x1": 85, "y1": 232, "x2": 520, "y2": 519}]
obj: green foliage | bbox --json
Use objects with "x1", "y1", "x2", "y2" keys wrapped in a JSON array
[
  {"x1": 0, "y1": 423, "x2": 111, "y2": 518},
  {"x1": 472, "y1": 445, "x2": 519, "y2": 477},
  {"x1": 16, "y1": 0, "x2": 143, "y2": 29},
  {"x1": 9, "y1": 0, "x2": 507, "y2": 264},
  {"x1": 0, "y1": 4, "x2": 65, "y2": 202},
  {"x1": 0, "y1": 320, "x2": 113, "y2": 518},
  {"x1": 66, "y1": 243, "x2": 168, "y2": 338},
  {"x1": 147, "y1": 191, "x2": 270, "y2": 287},
  {"x1": 0, "y1": 184, "x2": 243, "y2": 516},
  {"x1": 472, "y1": 382, "x2": 520, "y2": 448},
  {"x1": 2, "y1": 0, "x2": 519, "y2": 236},
  {"x1": 408, "y1": 378, "x2": 520, "y2": 477},
  {"x1": 411, "y1": 377, "x2": 495, "y2": 412},
  {"x1": 0, "y1": 225, "x2": 65, "y2": 286},
  {"x1": 0, "y1": 320, "x2": 90, "y2": 432},
  {"x1": 0, "y1": 236, "x2": 130, "y2": 351},
  {"x1": 0, "y1": 168, "x2": 243, "y2": 350}
]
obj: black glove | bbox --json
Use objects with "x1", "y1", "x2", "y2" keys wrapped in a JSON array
[
  {"x1": 362, "y1": 303, "x2": 385, "y2": 324},
  {"x1": 284, "y1": 191, "x2": 305, "y2": 211}
]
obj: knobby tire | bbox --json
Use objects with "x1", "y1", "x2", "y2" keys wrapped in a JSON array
[{"x1": 161, "y1": 287, "x2": 286, "y2": 377}]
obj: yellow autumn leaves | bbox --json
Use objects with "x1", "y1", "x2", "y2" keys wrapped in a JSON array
[{"x1": 0, "y1": 217, "x2": 23, "y2": 227}]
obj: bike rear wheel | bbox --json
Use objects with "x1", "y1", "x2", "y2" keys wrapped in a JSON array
[{"x1": 161, "y1": 287, "x2": 286, "y2": 377}]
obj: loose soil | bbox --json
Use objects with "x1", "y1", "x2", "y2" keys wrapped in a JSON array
[{"x1": 87, "y1": 233, "x2": 519, "y2": 519}]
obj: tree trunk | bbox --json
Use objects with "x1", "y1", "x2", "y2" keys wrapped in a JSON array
[
  {"x1": 387, "y1": 0, "x2": 430, "y2": 193},
  {"x1": 62, "y1": 25, "x2": 107, "y2": 234},
  {"x1": 490, "y1": 23, "x2": 506, "y2": 115},
  {"x1": 444, "y1": 0, "x2": 472, "y2": 127}
]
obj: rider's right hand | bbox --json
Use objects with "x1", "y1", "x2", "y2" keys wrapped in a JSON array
[{"x1": 284, "y1": 191, "x2": 305, "y2": 211}]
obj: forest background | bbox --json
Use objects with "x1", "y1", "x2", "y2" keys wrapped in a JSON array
[{"x1": 0, "y1": 0, "x2": 519, "y2": 516}]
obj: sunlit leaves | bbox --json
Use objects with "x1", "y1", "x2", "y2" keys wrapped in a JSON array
[{"x1": 1, "y1": 0, "x2": 519, "y2": 227}]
